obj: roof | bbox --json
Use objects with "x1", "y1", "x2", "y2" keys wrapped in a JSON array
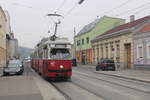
[
  {"x1": 76, "y1": 16, "x2": 125, "y2": 37},
  {"x1": 92, "y1": 16, "x2": 150, "y2": 42},
  {"x1": 139, "y1": 22, "x2": 150, "y2": 32},
  {"x1": 76, "y1": 18, "x2": 100, "y2": 36}
]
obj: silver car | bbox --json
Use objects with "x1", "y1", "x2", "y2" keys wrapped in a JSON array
[{"x1": 3, "y1": 60, "x2": 24, "y2": 76}]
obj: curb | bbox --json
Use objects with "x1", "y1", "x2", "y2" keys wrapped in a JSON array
[{"x1": 94, "y1": 71, "x2": 150, "y2": 83}]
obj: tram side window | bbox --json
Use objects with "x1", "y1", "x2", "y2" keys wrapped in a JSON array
[
  {"x1": 50, "y1": 48, "x2": 71, "y2": 59},
  {"x1": 39, "y1": 52, "x2": 43, "y2": 58}
]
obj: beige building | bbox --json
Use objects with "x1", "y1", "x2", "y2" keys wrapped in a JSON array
[
  {"x1": 0, "y1": 6, "x2": 7, "y2": 68},
  {"x1": 91, "y1": 16, "x2": 150, "y2": 69}
]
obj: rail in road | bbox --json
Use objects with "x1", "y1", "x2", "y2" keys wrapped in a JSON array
[
  {"x1": 75, "y1": 67, "x2": 150, "y2": 91},
  {"x1": 29, "y1": 64, "x2": 150, "y2": 100},
  {"x1": 51, "y1": 81, "x2": 105, "y2": 100},
  {"x1": 74, "y1": 71, "x2": 150, "y2": 93},
  {"x1": 71, "y1": 67, "x2": 150, "y2": 100},
  {"x1": 51, "y1": 82, "x2": 72, "y2": 100}
]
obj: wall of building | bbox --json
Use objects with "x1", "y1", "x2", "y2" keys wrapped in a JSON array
[
  {"x1": 75, "y1": 16, "x2": 125, "y2": 64},
  {"x1": 75, "y1": 16, "x2": 125, "y2": 51},
  {"x1": 0, "y1": 7, "x2": 7, "y2": 68},
  {"x1": 75, "y1": 48, "x2": 92, "y2": 64},
  {"x1": 133, "y1": 31, "x2": 150, "y2": 69},
  {"x1": 92, "y1": 32, "x2": 133, "y2": 69}
]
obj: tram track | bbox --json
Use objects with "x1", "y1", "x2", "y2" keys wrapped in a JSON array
[
  {"x1": 51, "y1": 82, "x2": 72, "y2": 100},
  {"x1": 74, "y1": 71, "x2": 150, "y2": 94},
  {"x1": 51, "y1": 81, "x2": 105, "y2": 100},
  {"x1": 71, "y1": 81, "x2": 106, "y2": 100}
]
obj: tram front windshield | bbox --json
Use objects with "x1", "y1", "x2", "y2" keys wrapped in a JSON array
[{"x1": 50, "y1": 48, "x2": 71, "y2": 59}]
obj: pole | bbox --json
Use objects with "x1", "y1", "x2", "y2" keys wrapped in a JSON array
[
  {"x1": 50, "y1": 21, "x2": 61, "y2": 41},
  {"x1": 74, "y1": 27, "x2": 76, "y2": 58},
  {"x1": 54, "y1": 22, "x2": 58, "y2": 36}
]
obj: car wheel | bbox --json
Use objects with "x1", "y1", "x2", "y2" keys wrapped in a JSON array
[
  {"x1": 3, "y1": 72, "x2": 9, "y2": 76},
  {"x1": 96, "y1": 66, "x2": 100, "y2": 71},
  {"x1": 16, "y1": 72, "x2": 23, "y2": 75},
  {"x1": 112, "y1": 68, "x2": 116, "y2": 71}
]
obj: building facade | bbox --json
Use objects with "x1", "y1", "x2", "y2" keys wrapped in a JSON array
[
  {"x1": 91, "y1": 16, "x2": 150, "y2": 69},
  {"x1": 0, "y1": 6, "x2": 7, "y2": 68},
  {"x1": 75, "y1": 16, "x2": 125, "y2": 64},
  {"x1": 133, "y1": 22, "x2": 150, "y2": 69}
]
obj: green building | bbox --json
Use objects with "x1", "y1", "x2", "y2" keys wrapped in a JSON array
[{"x1": 75, "y1": 16, "x2": 125, "y2": 64}]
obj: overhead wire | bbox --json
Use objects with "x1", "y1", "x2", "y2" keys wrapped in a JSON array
[
  {"x1": 11, "y1": 2, "x2": 50, "y2": 12},
  {"x1": 64, "y1": 0, "x2": 85, "y2": 17},
  {"x1": 55, "y1": 0, "x2": 67, "y2": 13},
  {"x1": 100, "y1": 0, "x2": 133, "y2": 16},
  {"x1": 115, "y1": 2, "x2": 150, "y2": 16},
  {"x1": 64, "y1": 3, "x2": 78, "y2": 17},
  {"x1": 133, "y1": 5, "x2": 150, "y2": 15},
  {"x1": 3, "y1": 1, "x2": 56, "y2": 35}
]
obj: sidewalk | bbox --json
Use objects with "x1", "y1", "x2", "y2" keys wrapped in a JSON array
[
  {"x1": 0, "y1": 68, "x2": 66, "y2": 100},
  {"x1": 79, "y1": 64, "x2": 150, "y2": 83},
  {"x1": 0, "y1": 75, "x2": 43, "y2": 100}
]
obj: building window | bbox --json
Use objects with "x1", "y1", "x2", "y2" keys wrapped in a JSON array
[
  {"x1": 137, "y1": 44, "x2": 143, "y2": 59},
  {"x1": 82, "y1": 39, "x2": 84, "y2": 45},
  {"x1": 77, "y1": 40, "x2": 80, "y2": 46},
  {"x1": 147, "y1": 42, "x2": 150, "y2": 59},
  {"x1": 86, "y1": 37, "x2": 89, "y2": 44}
]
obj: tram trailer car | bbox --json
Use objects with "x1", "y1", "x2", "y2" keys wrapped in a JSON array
[{"x1": 31, "y1": 38, "x2": 72, "y2": 80}]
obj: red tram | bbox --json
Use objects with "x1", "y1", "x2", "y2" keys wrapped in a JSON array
[{"x1": 31, "y1": 37, "x2": 72, "y2": 79}]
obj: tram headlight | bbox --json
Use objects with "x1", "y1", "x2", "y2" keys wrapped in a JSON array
[{"x1": 60, "y1": 65, "x2": 64, "y2": 69}]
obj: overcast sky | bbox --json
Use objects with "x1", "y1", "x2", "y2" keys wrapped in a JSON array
[{"x1": 0, "y1": 0, "x2": 150, "y2": 48}]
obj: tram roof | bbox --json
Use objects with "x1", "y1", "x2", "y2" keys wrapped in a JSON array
[{"x1": 44, "y1": 38, "x2": 71, "y2": 45}]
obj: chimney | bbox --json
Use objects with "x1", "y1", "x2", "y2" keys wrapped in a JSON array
[{"x1": 130, "y1": 15, "x2": 135, "y2": 22}]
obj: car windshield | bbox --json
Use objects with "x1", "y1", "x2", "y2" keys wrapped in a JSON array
[
  {"x1": 50, "y1": 48, "x2": 71, "y2": 59},
  {"x1": 8, "y1": 60, "x2": 21, "y2": 67},
  {"x1": 8, "y1": 63, "x2": 19, "y2": 68}
]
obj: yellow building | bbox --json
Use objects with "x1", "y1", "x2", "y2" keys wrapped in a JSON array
[
  {"x1": 0, "y1": 6, "x2": 7, "y2": 68},
  {"x1": 91, "y1": 16, "x2": 150, "y2": 69}
]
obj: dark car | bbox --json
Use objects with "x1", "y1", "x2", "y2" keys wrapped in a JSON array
[
  {"x1": 72, "y1": 58, "x2": 77, "y2": 66},
  {"x1": 96, "y1": 59, "x2": 116, "y2": 71}
]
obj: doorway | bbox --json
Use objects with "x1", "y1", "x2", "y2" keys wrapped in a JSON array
[{"x1": 125, "y1": 44, "x2": 131, "y2": 69}]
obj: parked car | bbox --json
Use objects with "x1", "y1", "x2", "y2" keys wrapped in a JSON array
[
  {"x1": 96, "y1": 59, "x2": 116, "y2": 71},
  {"x1": 72, "y1": 58, "x2": 77, "y2": 67},
  {"x1": 3, "y1": 59, "x2": 24, "y2": 76}
]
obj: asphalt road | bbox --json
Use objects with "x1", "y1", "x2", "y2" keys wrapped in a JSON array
[
  {"x1": 51, "y1": 66, "x2": 150, "y2": 100},
  {"x1": 3, "y1": 62, "x2": 149, "y2": 100}
]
